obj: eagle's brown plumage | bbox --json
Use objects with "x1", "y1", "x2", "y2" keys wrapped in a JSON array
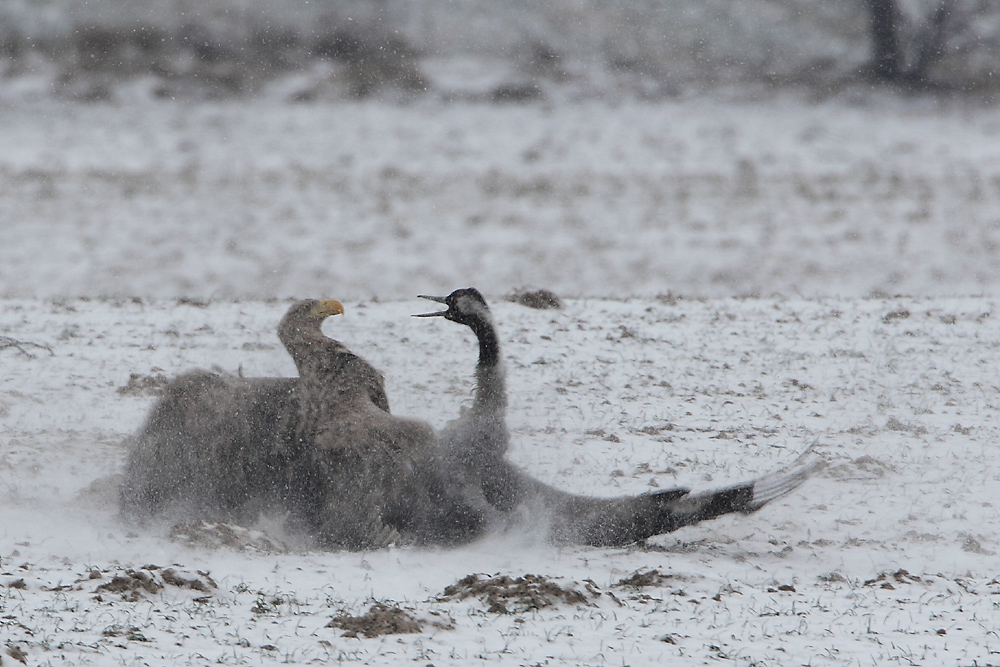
[
  {"x1": 274, "y1": 299, "x2": 489, "y2": 548},
  {"x1": 120, "y1": 299, "x2": 491, "y2": 549}
]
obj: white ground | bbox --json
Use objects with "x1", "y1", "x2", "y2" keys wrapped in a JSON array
[
  {"x1": 2, "y1": 95, "x2": 1000, "y2": 665},
  {"x1": 2, "y1": 294, "x2": 1000, "y2": 666},
  {"x1": 3, "y1": 96, "x2": 1000, "y2": 301}
]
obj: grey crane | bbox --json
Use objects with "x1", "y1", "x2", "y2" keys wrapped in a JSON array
[{"x1": 415, "y1": 288, "x2": 820, "y2": 546}]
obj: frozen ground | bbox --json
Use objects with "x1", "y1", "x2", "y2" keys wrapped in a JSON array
[
  {"x1": 2, "y1": 294, "x2": 1000, "y2": 666},
  {"x1": 3, "y1": 96, "x2": 1000, "y2": 300},
  {"x1": 2, "y1": 91, "x2": 1000, "y2": 665}
]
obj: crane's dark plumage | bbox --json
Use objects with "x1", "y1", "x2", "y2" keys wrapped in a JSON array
[{"x1": 416, "y1": 288, "x2": 508, "y2": 480}]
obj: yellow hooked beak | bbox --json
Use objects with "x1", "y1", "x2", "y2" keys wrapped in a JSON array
[{"x1": 313, "y1": 299, "x2": 345, "y2": 318}]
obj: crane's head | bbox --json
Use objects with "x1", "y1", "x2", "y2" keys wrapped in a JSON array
[{"x1": 414, "y1": 288, "x2": 491, "y2": 327}]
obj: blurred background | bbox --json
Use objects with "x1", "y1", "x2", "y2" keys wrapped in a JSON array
[{"x1": 1, "y1": 0, "x2": 999, "y2": 299}]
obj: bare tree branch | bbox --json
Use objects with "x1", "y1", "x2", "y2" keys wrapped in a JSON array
[
  {"x1": 867, "y1": 0, "x2": 902, "y2": 81},
  {"x1": 910, "y1": 1, "x2": 951, "y2": 82},
  {"x1": 0, "y1": 336, "x2": 54, "y2": 358}
]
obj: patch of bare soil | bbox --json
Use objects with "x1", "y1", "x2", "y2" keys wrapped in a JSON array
[
  {"x1": 959, "y1": 533, "x2": 995, "y2": 555},
  {"x1": 160, "y1": 568, "x2": 216, "y2": 593},
  {"x1": 327, "y1": 603, "x2": 422, "y2": 638},
  {"x1": 826, "y1": 454, "x2": 896, "y2": 480},
  {"x1": 863, "y1": 568, "x2": 925, "y2": 590},
  {"x1": 94, "y1": 568, "x2": 162, "y2": 600},
  {"x1": 100, "y1": 625, "x2": 152, "y2": 642},
  {"x1": 6, "y1": 643, "x2": 29, "y2": 664},
  {"x1": 168, "y1": 520, "x2": 288, "y2": 553},
  {"x1": 116, "y1": 371, "x2": 170, "y2": 395},
  {"x1": 440, "y1": 573, "x2": 594, "y2": 614},
  {"x1": 615, "y1": 568, "x2": 676, "y2": 589},
  {"x1": 505, "y1": 288, "x2": 564, "y2": 309},
  {"x1": 93, "y1": 566, "x2": 216, "y2": 602}
]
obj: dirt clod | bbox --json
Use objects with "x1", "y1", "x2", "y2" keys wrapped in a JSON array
[
  {"x1": 882, "y1": 309, "x2": 910, "y2": 323},
  {"x1": 169, "y1": 520, "x2": 288, "y2": 553},
  {"x1": 6, "y1": 643, "x2": 28, "y2": 664},
  {"x1": 616, "y1": 568, "x2": 674, "y2": 589},
  {"x1": 864, "y1": 569, "x2": 922, "y2": 588},
  {"x1": 440, "y1": 573, "x2": 591, "y2": 614},
  {"x1": 117, "y1": 372, "x2": 170, "y2": 395},
  {"x1": 93, "y1": 566, "x2": 215, "y2": 600},
  {"x1": 161, "y1": 568, "x2": 213, "y2": 592},
  {"x1": 505, "y1": 289, "x2": 563, "y2": 309},
  {"x1": 95, "y1": 569, "x2": 162, "y2": 596},
  {"x1": 327, "y1": 603, "x2": 422, "y2": 638}
]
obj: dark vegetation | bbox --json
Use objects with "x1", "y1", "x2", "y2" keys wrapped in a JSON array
[
  {"x1": 0, "y1": 1, "x2": 997, "y2": 102},
  {"x1": 864, "y1": 0, "x2": 1000, "y2": 91},
  {"x1": 0, "y1": 21, "x2": 428, "y2": 101},
  {"x1": 0, "y1": 336, "x2": 53, "y2": 358}
]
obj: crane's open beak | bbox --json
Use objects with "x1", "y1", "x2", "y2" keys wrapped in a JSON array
[{"x1": 413, "y1": 294, "x2": 448, "y2": 317}]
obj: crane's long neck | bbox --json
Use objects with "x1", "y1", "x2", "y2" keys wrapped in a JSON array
[{"x1": 468, "y1": 314, "x2": 506, "y2": 412}]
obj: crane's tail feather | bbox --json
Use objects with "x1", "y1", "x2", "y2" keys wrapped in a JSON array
[
  {"x1": 745, "y1": 441, "x2": 822, "y2": 512},
  {"x1": 654, "y1": 442, "x2": 822, "y2": 531}
]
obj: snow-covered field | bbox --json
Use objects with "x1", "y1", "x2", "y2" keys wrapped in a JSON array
[
  {"x1": 3, "y1": 294, "x2": 1000, "y2": 665},
  {"x1": 2, "y1": 90, "x2": 1000, "y2": 665},
  {"x1": 3, "y1": 96, "x2": 1000, "y2": 300}
]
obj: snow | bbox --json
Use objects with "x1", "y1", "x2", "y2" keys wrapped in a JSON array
[
  {"x1": 3, "y1": 293, "x2": 1000, "y2": 665},
  {"x1": 3, "y1": 97, "x2": 1000, "y2": 300},
  {"x1": 1, "y1": 78, "x2": 1000, "y2": 664}
]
